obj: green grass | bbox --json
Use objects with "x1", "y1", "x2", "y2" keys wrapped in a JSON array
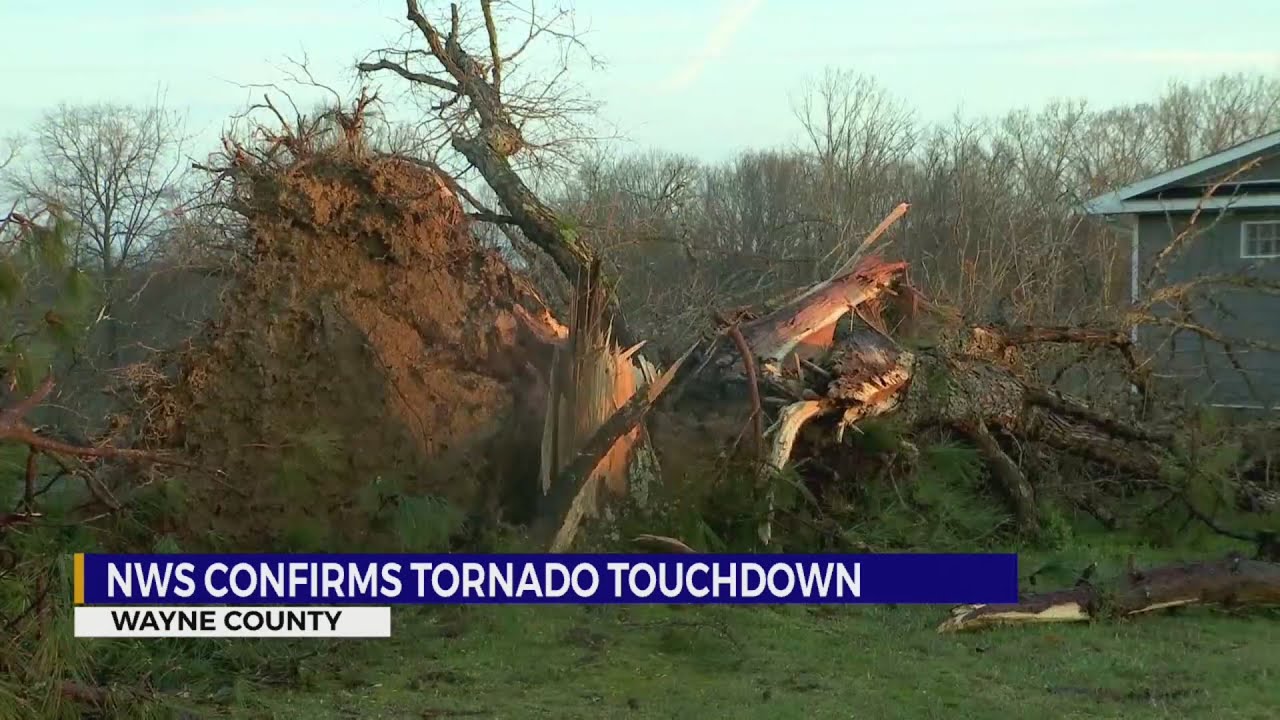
[
  {"x1": 92, "y1": 543, "x2": 1280, "y2": 720},
  {"x1": 165, "y1": 602, "x2": 1279, "y2": 720}
]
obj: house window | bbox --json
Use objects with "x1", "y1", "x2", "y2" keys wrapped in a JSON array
[{"x1": 1241, "y1": 221, "x2": 1280, "y2": 259}]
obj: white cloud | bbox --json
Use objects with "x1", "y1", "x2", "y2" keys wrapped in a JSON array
[{"x1": 659, "y1": 0, "x2": 764, "y2": 92}]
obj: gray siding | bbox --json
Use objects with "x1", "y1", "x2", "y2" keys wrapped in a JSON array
[{"x1": 1136, "y1": 209, "x2": 1280, "y2": 407}]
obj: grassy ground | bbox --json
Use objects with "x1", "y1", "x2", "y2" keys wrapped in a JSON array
[
  {"x1": 110, "y1": 544, "x2": 1280, "y2": 720},
  {"x1": 184, "y1": 602, "x2": 1279, "y2": 720}
]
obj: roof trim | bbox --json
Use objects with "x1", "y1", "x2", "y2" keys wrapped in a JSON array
[
  {"x1": 1084, "y1": 128, "x2": 1280, "y2": 215},
  {"x1": 1090, "y1": 192, "x2": 1280, "y2": 215}
]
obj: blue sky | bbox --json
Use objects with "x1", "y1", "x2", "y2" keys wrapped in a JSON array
[{"x1": 4, "y1": 0, "x2": 1280, "y2": 161}]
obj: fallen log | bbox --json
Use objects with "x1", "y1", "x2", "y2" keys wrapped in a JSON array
[
  {"x1": 703, "y1": 246, "x2": 1170, "y2": 491},
  {"x1": 938, "y1": 555, "x2": 1280, "y2": 633}
]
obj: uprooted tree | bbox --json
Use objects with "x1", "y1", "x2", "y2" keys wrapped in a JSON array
[
  {"x1": 4, "y1": 1, "x2": 1280, "y2": 659},
  {"x1": 358, "y1": 0, "x2": 671, "y2": 547},
  {"x1": 349, "y1": 0, "x2": 1280, "y2": 629}
]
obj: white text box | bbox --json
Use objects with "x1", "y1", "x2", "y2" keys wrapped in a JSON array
[{"x1": 74, "y1": 606, "x2": 391, "y2": 638}]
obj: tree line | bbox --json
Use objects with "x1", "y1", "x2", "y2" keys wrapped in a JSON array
[
  {"x1": 553, "y1": 71, "x2": 1280, "y2": 355},
  {"x1": 3, "y1": 71, "x2": 1279, "y2": 392}
]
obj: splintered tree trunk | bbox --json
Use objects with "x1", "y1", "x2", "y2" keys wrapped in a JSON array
[
  {"x1": 534, "y1": 341, "x2": 694, "y2": 552},
  {"x1": 769, "y1": 333, "x2": 1168, "y2": 525},
  {"x1": 536, "y1": 259, "x2": 664, "y2": 551}
]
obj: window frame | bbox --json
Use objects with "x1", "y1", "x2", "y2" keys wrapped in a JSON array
[{"x1": 1240, "y1": 220, "x2": 1280, "y2": 259}]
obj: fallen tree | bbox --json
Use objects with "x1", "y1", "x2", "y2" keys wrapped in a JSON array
[
  {"x1": 938, "y1": 554, "x2": 1280, "y2": 633},
  {"x1": 170, "y1": 83, "x2": 1278, "y2": 630},
  {"x1": 626, "y1": 537, "x2": 1280, "y2": 630},
  {"x1": 358, "y1": 0, "x2": 669, "y2": 546},
  {"x1": 341, "y1": 0, "x2": 1280, "y2": 630},
  {"x1": 685, "y1": 213, "x2": 1280, "y2": 546}
]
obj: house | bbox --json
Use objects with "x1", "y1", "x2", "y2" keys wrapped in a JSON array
[{"x1": 1085, "y1": 129, "x2": 1280, "y2": 410}]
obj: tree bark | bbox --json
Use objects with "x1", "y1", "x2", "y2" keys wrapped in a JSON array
[
  {"x1": 451, "y1": 136, "x2": 594, "y2": 288},
  {"x1": 960, "y1": 419, "x2": 1040, "y2": 533}
]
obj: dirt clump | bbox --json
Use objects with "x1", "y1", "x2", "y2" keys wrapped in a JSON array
[{"x1": 130, "y1": 151, "x2": 561, "y2": 548}]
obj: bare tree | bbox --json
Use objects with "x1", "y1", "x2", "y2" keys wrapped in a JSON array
[
  {"x1": 792, "y1": 70, "x2": 916, "y2": 267},
  {"x1": 8, "y1": 102, "x2": 188, "y2": 364},
  {"x1": 357, "y1": 0, "x2": 633, "y2": 337},
  {"x1": 0, "y1": 137, "x2": 17, "y2": 176}
]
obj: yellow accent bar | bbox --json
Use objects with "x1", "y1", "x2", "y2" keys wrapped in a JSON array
[{"x1": 73, "y1": 553, "x2": 85, "y2": 605}]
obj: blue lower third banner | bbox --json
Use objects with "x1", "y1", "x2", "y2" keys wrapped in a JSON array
[{"x1": 75, "y1": 553, "x2": 1018, "y2": 606}]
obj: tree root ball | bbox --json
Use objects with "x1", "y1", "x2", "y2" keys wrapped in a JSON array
[{"x1": 131, "y1": 151, "x2": 563, "y2": 547}]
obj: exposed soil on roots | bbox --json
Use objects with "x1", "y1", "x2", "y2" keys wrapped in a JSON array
[{"x1": 130, "y1": 152, "x2": 560, "y2": 547}]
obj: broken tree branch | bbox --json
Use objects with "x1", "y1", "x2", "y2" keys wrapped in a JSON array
[
  {"x1": 960, "y1": 419, "x2": 1039, "y2": 533},
  {"x1": 829, "y1": 201, "x2": 910, "y2": 279},
  {"x1": 719, "y1": 317, "x2": 764, "y2": 465},
  {"x1": 631, "y1": 534, "x2": 697, "y2": 554},
  {"x1": 1, "y1": 374, "x2": 192, "y2": 515},
  {"x1": 741, "y1": 255, "x2": 908, "y2": 370}
]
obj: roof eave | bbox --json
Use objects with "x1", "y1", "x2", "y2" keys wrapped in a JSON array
[
  {"x1": 1085, "y1": 192, "x2": 1280, "y2": 216},
  {"x1": 1085, "y1": 129, "x2": 1280, "y2": 211},
  {"x1": 1083, "y1": 193, "x2": 1126, "y2": 216}
]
